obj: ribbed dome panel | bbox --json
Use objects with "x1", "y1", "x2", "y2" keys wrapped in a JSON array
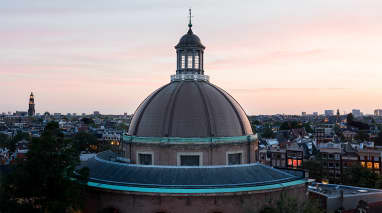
[{"x1": 128, "y1": 81, "x2": 253, "y2": 138}]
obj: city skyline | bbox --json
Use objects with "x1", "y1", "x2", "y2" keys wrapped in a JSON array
[
  {"x1": 2, "y1": 0, "x2": 382, "y2": 115},
  {"x1": 3, "y1": 90, "x2": 381, "y2": 116}
]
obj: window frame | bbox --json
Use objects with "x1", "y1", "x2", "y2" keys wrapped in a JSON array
[
  {"x1": 194, "y1": 53, "x2": 199, "y2": 69},
  {"x1": 136, "y1": 151, "x2": 154, "y2": 165},
  {"x1": 187, "y1": 55, "x2": 193, "y2": 69},
  {"x1": 226, "y1": 151, "x2": 243, "y2": 165},
  {"x1": 177, "y1": 152, "x2": 203, "y2": 166},
  {"x1": 181, "y1": 53, "x2": 186, "y2": 69}
]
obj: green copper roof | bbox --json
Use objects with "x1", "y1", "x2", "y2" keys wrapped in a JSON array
[
  {"x1": 87, "y1": 179, "x2": 306, "y2": 194},
  {"x1": 123, "y1": 134, "x2": 257, "y2": 143}
]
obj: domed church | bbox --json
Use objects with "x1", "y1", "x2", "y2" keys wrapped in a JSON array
[{"x1": 82, "y1": 10, "x2": 307, "y2": 213}]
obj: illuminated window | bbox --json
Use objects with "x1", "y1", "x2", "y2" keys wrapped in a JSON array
[
  {"x1": 361, "y1": 161, "x2": 366, "y2": 167},
  {"x1": 187, "y1": 55, "x2": 193, "y2": 68},
  {"x1": 181, "y1": 55, "x2": 186, "y2": 68},
  {"x1": 374, "y1": 162, "x2": 380, "y2": 169},
  {"x1": 367, "y1": 162, "x2": 373, "y2": 169},
  {"x1": 110, "y1": 141, "x2": 119, "y2": 146},
  {"x1": 293, "y1": 160, "x2": 298, "y2": 168},
  {"x1": 297, "y1": 160, "x2": 302, "y2": 167},
  {"x1": 288, "y1": 159, "x2": 293, "y2": 166},
  {"x1": 195, "y1": 54, "x2": 199, "y2": 69}
]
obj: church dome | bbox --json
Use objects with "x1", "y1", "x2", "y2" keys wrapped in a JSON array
[
  {"x1": 128, "y1": 80, "x2": 253, "y2": 138},
  {"x1": 128, "y1": 10, "x2": 253, "y2": 139}
]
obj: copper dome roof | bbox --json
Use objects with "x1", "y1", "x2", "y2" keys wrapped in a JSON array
[{"x1": 128, "y1": 80, "x2": 253, "y2": 138}]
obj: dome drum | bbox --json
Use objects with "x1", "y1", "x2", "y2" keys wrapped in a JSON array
[{"x1": 121, "y1": 139, "x2": 257, "y2": 166}]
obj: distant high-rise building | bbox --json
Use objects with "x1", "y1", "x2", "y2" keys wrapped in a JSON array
[
  {"x1": 352, "y1": 109, "x2": 361, "y2": 117},
  {"x1": 93, "y1": 111, "x2": 100, "y2": 116},
  {"x1": 324, "y1": 110, "x2": 334, "y2": 116},
  {"x1": 28, "y1": 92, "x2": 35, "y2": 116},
  {"x1": 313, "y1": 112, "x2": 318, "y2": 116},
  {"x1": 16, "y1": 111, "x2": 28, "y2": 116},
  {"x1": 301, "y1": 112, "x2": 306, "y2": 116},
  {"x1": 374, "y1": 109, "x2": 382, "y2": 116}
]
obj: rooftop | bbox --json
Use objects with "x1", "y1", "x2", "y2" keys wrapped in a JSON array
[
  {"x1": 309, "y1": 183, "x2": 382, "y2": 198},
  {"x1": 80, "y1": 151, "x2": 306, "y2": 194}
]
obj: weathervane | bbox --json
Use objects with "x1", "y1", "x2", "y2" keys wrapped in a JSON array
[{"x1": 188, "y1": 8, "x2": 193, "y2": 29}]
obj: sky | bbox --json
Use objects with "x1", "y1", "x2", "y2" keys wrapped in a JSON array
[{"x1": 1, "y1": 0, "x2": 382, "y2": 115}]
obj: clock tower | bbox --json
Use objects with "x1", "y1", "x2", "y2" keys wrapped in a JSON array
[{"x1": 28, "y1": 92, "x2": 35, "y2": 116}]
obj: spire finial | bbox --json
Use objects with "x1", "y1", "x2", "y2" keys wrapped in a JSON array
[{"x1": 188, "y1": 8, "x2": 193, "y2": 29}]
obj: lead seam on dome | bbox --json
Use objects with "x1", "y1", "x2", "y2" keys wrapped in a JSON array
[
  {"x1": 194, "y1": 81, "x2": 215, "y2": 137},
  {"x1": 208, "y1": 83, "x2": 246, "y2": 135},
  {"x1": 162, "y1": 81, "x2": 184, "y2": 137}
]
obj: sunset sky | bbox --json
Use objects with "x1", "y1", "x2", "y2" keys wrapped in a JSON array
[{"x1": 1, "y1": 0, "x2": 382, "y2": 115}]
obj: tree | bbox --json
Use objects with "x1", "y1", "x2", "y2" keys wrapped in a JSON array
[
  {"x1": 279, "y1": 121, "x2": 304, "y2": 131},
  {"x1": 303, "y1": 160, "x2": 322, "y2": 181},
  {"x1": 261, "y1": 127, "x2": 275, "y2": 138},
  {"x1": 0, "y1": 121, "x2": 89, "y2": 213},
  {"x1": 5, "y1": 131, "x2": 30, "y2": 152},
  {"x1": 81, "y1": 117, "x2": 94, "y2": 125},
  {"x1": 0, "y1": 133, "x2": 9, "y2": 148},
  {"x1": 374, "y1": 131, "x2": 382, "y2": 146},
  {"x1": 303, "y1": 123, "x2": 313, "y2": 133},
  {"x1": 73, "y1": 132, "x2": 98, "y2": 152},
  {"x1": 347, "y1": 113, "x2": 369, "y2": 130},
  {"x1": 116, "y1": 123, "x2": 129, "y2": 132},
  {"x1": 354, "y1": 130, "x2": 369, "y2": 142},
  {"x1": 347, "y1": 113, "x2": 354, "y2": 123},
  {"x1": 343, "y1": 164, "x2": 380, "y2": 188}
]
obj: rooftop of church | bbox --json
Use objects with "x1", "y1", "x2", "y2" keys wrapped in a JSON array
[{"x1": 80, "y1": 151, "x2": 306, "y2": 194}]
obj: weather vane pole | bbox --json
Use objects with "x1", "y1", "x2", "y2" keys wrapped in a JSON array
[{"x1": 188, "y1": 8, "x2": 193, "y2": 29}]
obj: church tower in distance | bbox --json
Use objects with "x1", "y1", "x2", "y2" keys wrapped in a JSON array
[{"x1": 28, "y1": 92, "x2": 35, "y2": 116}]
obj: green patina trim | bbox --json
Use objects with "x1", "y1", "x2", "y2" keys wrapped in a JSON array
[
  {"x1": 123, "y1": 135, "x2": 257, "y2": 143},
  {"x1": 87, "y1": 179, "x2": 306, "y2": 194}
]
